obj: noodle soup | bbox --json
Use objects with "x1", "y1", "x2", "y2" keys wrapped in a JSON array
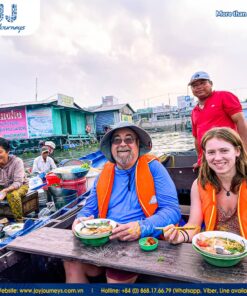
[{"x1": 192, "y1": 231, "x2": 247, "y2": 257}]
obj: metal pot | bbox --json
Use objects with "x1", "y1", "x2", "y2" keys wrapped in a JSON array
[
  {"x1": 52, "y1": 166, "x2": 89, "y2": 180},
  {"x1": 48, "y1": 187, "x2": 77, "y2": 197}
]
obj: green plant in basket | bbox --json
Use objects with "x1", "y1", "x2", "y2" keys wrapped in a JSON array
[{"x1": 81, "y1": 163, "x2": 90, "y2": 170}]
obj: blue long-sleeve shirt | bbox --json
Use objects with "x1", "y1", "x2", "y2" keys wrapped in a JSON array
[{"x1": 77, "y1": 160, "x2": 181, "y2": 237}]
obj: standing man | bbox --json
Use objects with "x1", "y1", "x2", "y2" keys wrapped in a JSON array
[
  {"x1": 64, "y1": 121, "x2": 180, "y2": 284},
  {"x1": 189, "y1": 71, "x2": 247, "y2": 167}
]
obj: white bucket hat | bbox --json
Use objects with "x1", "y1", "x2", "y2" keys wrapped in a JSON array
[{"x1": 45, "y1": 141, "x2": 56, "y2": 150}]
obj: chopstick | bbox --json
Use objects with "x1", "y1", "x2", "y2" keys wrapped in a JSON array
[{"x1": 155, "y1": 226, "x2": 197, "y2": 231}]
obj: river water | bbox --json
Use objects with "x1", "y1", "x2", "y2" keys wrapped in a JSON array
[
  {"x1": 150, "y1": 131, "x2": 194, "y2": 156},
  {"x1": 21, "y1": 131, "x2": 194, "y2": 167}
]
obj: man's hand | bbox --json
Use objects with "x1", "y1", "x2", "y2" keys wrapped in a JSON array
[
  {"x1": 0, "y1": 191, "x2": 7, "y2": 201},
  {"x1": 110, "y1": 221, "x2": 141, "y2": 241},
  {"x1": 72, "y1": 215, "x2": 94, "y2": 232}
]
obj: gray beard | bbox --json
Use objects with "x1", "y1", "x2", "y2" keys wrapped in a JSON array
[{"x1": 114, "y1": 151, "x2": 134, "y2": 168}]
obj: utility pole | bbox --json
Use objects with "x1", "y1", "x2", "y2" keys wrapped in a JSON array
[
  {"x1": 35, "y1": 77, "x2": 38, "y2": 101},
  {"x1": 168, "y1": 93, "x2": 171, "y2": 118},
  {"x1": 147, "y1": 98, "x2": 151, "y2": 107}
]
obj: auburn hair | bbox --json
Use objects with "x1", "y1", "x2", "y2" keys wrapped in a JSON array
[{"x1": 198, "y1": 127, "x2": 247, "y2": 193}]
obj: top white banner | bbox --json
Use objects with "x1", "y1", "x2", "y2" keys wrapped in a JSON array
[{"x1": 0, "y1": 0, "x2": 40, "y2": 36}]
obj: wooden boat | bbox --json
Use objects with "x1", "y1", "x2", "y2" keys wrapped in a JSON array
[
  {"x1": 0, "y1": 149, "x2": 196, "y2": 281},
  {"x1": 160, "y1": 151, "x2": 198, "y2": 202},
  {"x1": 0, "y1": 151, "x2": 105, "y2": 278}
]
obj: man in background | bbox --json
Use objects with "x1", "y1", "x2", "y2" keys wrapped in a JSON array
[
  {"x1": 189, "y1": 71, "x2": 247, "y2": 167},
  {"x1": 43, "y1": 141, "x2": 59, "y2": 165},
  {"x1": 32, "y1": 146, "x2": 57, "y2": 175}
]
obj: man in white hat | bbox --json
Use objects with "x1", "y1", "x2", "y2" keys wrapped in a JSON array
[
  {"x1": 43, "y1": 141, "x2": 59, "y2": 165},
  {"x1": 32, "y1": 146, "x2": 57, "y2": 174},
  {"x1": 189, "y1": 71, "x2": 247, "y2": 167},
  {"x1": 64, "y1": 121, "x2": 180, "y2": 283},
  {"x1": 44, "y1": 141, "x2": 56, "y2": 153}
]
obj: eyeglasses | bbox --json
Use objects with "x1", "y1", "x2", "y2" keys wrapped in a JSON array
[{"x1": 111, "y1": 136, "x2": 136, "y2": 145}]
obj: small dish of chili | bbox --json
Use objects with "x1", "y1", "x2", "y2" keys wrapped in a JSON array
[{"x1": 139, "y1": 237, "x2": 158, "y2": 251}]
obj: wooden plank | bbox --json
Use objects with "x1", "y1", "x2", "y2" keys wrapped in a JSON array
[
  {"x1": 166, "y1": 167, "x2": 197, "y2": 191},
  {"x1": 44, "y1": 207, "x2": 80, "y2": 228},
  {"x1": 0, "y1": 251, "x2": 27, "y2": 272},
  {"x1": 7, "y1": 227, "x2": 247, "y2": 283},
  {"x1": 0, "y1": 206, "x2": 81, "y2": 273},
  {"x1": 0, "y1": 191, "x2": 39, "y2": 218},
  {"x1": 53, "y1": 212, "x2": 78, "y2": 229}
]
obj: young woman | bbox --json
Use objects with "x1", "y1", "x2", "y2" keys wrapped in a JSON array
[{"x1": 163, "y1": 127, "x2": 247, "y2": 243}]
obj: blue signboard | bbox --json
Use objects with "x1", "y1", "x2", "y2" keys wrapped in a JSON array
[{"x1": 27, "y1": 107, "x2": 53, "y2": 138}]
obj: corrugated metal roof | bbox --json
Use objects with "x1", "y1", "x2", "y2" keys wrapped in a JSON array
[
  {"x1": 0, "y1": 98, "x2": 57, "y2": 108},
  {"x1": 0, "y1": 98, "x2": 92, "y2": 113},
  {"x1": 91, "y1": 103, "x2": 135, "y2": 113}
]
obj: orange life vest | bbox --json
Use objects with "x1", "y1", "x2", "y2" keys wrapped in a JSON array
[
  {"x1": 96, "y1": 154, "x2": 159, "y2": 218},
  {"x1": 198, "y1": 181, "x2": 247, "y2": 238}
]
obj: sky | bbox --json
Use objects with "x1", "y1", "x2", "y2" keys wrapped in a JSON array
[{"x1": 1, "y1": 0, "x2": 247, "y2": 110}]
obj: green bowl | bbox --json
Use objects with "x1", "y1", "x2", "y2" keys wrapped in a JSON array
[
  {"x1": 75, "y1": 232, "x2": 110, "y2": 247},
  {"x1": 139, "y1": 237, "x2": 158, "y2": 251},
  {"x1": 192, "y1": 245, "x2": 247, "y2": 267}
]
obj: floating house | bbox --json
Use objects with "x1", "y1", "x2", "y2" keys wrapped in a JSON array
[
  {"x1": 133, "y1": 99, "x2": 193, "y2": 132},
  {"x1": 88, "y1": 96, "x2": 135, "y2": 136},
  {"x1": 0, "y1": 94, "x2": 94, "y2": 152}
]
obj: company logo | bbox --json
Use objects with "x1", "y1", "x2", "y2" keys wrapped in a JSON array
[
  {"x1": 149, "y1": 195, "x2": 157, "y2": 205},
  {"x1": 0, "y1": 0, "x2": 40, "y2": 36}
]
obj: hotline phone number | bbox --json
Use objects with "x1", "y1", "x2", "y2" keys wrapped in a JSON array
[{"x1": 100, "y1": 287, "x2": 201, "y2": 294}]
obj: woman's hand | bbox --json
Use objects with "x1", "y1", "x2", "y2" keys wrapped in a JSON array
[
  {"x1": 162, "y1": 224, "x2": 185, "y2": 245},
  {"x1": 110, "y1": 221, "x2": 141, "y2": 241},
  {"x1": 72, "y1": 215, "x2": 94, "y2": 232}
]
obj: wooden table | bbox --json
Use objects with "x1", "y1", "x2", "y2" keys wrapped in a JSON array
[{"x1": 7, "y1": 227, "x2": 247, "y2": 283}]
